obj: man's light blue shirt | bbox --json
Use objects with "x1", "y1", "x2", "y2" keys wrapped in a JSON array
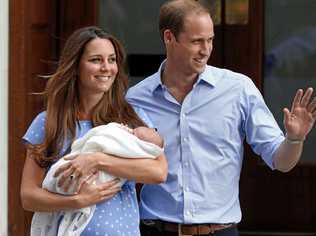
[{"x1": 126, "y1": 62, "x2": 285, "y2": 224}]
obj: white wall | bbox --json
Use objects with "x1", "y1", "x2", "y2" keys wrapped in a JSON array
[{"x1": 0, "y1": 0, "x2": 8, "y2": 234}]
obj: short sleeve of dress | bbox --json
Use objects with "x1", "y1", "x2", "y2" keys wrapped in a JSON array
[{"x1": 22, "y1": 111, "x2": 47, "y2": 145}]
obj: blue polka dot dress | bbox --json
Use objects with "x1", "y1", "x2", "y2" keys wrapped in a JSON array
[{"x1": 23, "y1": 111, "x2": 141, "y2": 236}]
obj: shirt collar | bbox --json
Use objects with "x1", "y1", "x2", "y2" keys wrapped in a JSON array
[
  {"x1": 150, "y1": 60, "x2": 166, "y2": 93},
  {"x1": 197, "y1": 65, "x2": 220, "y2": 87},
  {"x1": 151, "y1": 60, "x2": 221, "y2": 92}
]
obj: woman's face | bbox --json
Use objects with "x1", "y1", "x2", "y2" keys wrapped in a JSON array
[{"x1": 78, "y1": 37, "x2": 118, "y2": 98}]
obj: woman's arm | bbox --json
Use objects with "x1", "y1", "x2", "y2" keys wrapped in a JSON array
[
  {"x1": 94, "y1": 153, "x2": 168, "y2": 184},
  {"x1": 56, "y1": 152, "x2": 168, "y2": 185},
  {"x1": 20, "y1": 149, "x2": 120, "y2": 212}
]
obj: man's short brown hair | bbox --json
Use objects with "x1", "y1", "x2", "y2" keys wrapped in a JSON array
[{"x1": 159, "y1": 0, "x2": 210, "y2": 42}]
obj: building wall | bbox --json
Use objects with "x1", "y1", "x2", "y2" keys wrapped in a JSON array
[{"x1": 0, "y1": 0, "x2": 8, "y2": 235}]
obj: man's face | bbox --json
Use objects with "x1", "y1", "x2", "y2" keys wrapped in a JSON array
[{"x1": 168, "y1": 13, "x2": 214, "y2": 76}]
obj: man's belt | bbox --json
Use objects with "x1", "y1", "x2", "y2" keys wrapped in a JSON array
[{"x1": 142, "y1": 220, "x2": 235, "y2": 235}]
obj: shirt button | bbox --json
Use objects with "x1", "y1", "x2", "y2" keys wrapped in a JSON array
[
  {"x1": 183, "y1": 137, "x2": 188, "y2": 142},
  {"x1": 186, "y1": 210, "x2": 193, "y2": 216},
  {"x1": 184, "y1": 162, "x2": 189, "y2": 167},
  {"x1": 185, "y1": 187, "x2": 189, "y2": 192}
]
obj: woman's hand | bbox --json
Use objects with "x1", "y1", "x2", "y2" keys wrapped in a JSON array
[
  {"x1": 54, "y1": 153, "x2": 98, "y2": 190},
  {"x1": 75, "y1": 174, "x2": 121, "y2": 208}
]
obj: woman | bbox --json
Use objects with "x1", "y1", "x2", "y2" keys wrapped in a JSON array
[{"x1": 20, "y1": 26, "x2": 167, "y2": 236}]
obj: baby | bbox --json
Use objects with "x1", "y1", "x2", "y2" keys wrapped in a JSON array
[
  {"x1": 31, "y1": 122, "x2": 164, "y2": 236},
  {"x1": 46, "y1": 123, "x2": 163, "y2": 193},
  {"x1": 131, "y1": 126, "x2": 163, "y2": 148}
]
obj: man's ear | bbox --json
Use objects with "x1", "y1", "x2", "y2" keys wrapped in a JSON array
[{"x1": 163, "y1": 29, "x2": 173, "y2": 44}]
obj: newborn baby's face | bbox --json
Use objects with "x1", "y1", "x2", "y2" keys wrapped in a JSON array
[
  {"x1": 118, "y1": 124, "x2": 163, "y2": 147},
  {"x1": 134, "y1": 127, "x2": 155, "y2": 139},
  {"x1": 133, "y1": 127, "x2": 163, "y2": 147}
]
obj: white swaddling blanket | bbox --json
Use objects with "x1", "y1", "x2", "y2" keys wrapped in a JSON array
[{"x1": 31, "y1": 122, "x2": 163, "y2": 236}]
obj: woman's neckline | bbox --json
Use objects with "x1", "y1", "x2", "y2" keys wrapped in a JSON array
[{"x1": 78, "y1": 119, "x2": 91, "y2": 122}]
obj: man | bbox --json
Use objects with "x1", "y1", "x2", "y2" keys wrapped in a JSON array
[{"x1": 126, "y1": 0, "x2": 316, "y2": 235}]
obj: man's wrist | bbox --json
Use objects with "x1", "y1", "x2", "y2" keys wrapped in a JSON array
[{"x1": 285, "y1": 134, "x2": 305, "y2": 144}]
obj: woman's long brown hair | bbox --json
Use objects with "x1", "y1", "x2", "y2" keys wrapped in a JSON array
[{"x1": 30, "y1": 26, "x2": 145, "y2": 168}]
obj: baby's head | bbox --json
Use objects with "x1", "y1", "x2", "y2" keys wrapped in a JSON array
[{"x1": 133, "y1": 126, "x2": 164, "y2": 148}]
